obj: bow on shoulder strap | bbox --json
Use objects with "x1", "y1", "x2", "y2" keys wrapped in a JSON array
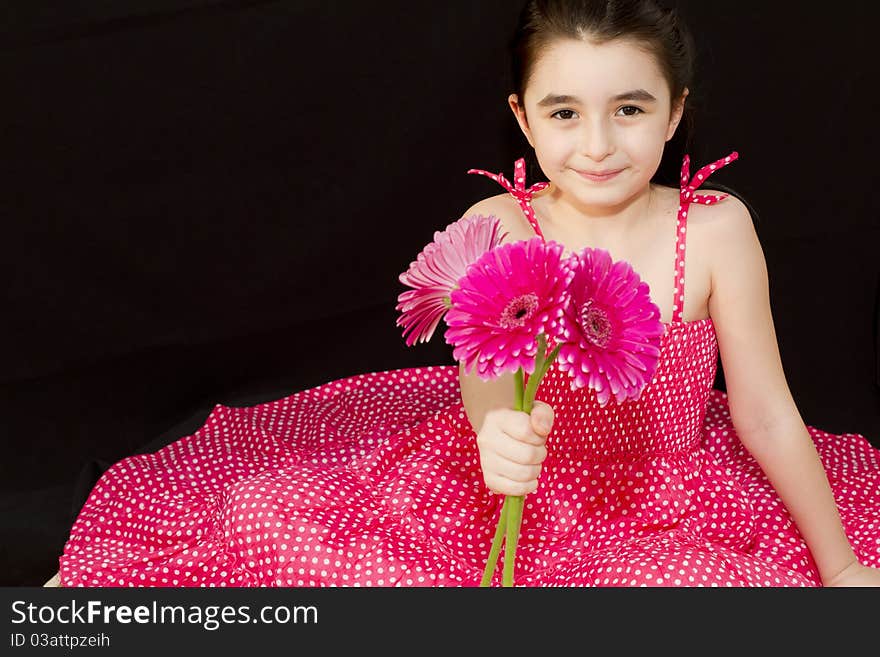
[{"x1": 467, "y1": 158, "x2": 549, "y2": 239}]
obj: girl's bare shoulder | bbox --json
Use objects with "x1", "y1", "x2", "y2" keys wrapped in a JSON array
[
  {"x1": 684, "y1": 190, "x2": 758, "y2": 289},
  {"x1": 461, "y1": 193, "x2": 536, "y2": 244},
  {"x1": 686, "y1": 189, "x2": 755, "y2": 238}
]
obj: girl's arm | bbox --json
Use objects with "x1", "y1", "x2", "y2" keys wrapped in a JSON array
[
  {"x1": 706, "y1": 196, "x2": 864, "y2": 584},
  {"x1": 459, "y1": 363, "x2": 518, "y2": 434},
  {"x1": 456, "y1": 197, "x2": 554, "y2": 496}
]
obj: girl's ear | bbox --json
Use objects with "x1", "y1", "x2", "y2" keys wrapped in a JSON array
[
  {"x1": 666, "y1": 88, "x2": 689, "y2": 142},
  {"x1": 508, "y1": 93, "x2": 535, "y2": 148}
]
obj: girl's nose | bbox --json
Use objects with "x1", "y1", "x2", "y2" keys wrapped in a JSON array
[{"x1": 578, "y1": 118, "x2": 614, "y2": 161}]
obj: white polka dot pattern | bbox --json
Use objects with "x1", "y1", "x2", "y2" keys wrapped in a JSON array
[
  {"x1": 674, "y1": 152, "x2": 739, "y2": 322},
  {"x1": 58, "y1": 154, "x2": 880, "y2": 587}
]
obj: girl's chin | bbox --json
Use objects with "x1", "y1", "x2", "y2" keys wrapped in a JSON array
[{"x1": 563, "y1": 185, "x2": 630, "y2": 210}]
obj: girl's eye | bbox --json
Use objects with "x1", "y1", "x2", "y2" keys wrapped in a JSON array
[
  {"x1": 617, "y1": 105, "x2": 644, "y2": 117},
  {"x1": 551, "y1": 109, "x2": 577, "y2": 120}
]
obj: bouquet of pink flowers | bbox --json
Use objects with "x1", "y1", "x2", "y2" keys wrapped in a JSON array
[{"x1": 397, "y1": 213, "x2": 664, "y2": 586}]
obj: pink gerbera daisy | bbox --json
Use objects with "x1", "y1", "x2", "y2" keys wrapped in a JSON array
[
  {"x1": 557, "y1": 247, "x2": 664, "y2": 405},
  {"x1": 445, "y1": 237, "x2": 574, "y2": 380},
  {"x1": 396, "y1": 213, "x2": 506, "y2": 346}
]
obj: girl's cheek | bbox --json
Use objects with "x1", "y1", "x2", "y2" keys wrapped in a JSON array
[{"x1": 536, "y1": 130, "x2": 575, "y2": 160}]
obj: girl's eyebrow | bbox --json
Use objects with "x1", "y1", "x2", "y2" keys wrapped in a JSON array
[
  {"x1": 612, "y1": 89, "x2": 657, "y2": 102},
  {"x1": 536, "y1": 89, "x2": 658, "y2": 107},
  {"x1": 536, "y1": 93, "x2": 582, "y2": 107}
]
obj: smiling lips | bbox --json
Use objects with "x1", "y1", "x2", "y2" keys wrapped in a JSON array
[{"x1": 576, "y1": 168, "x2": 623, "y2": 182}]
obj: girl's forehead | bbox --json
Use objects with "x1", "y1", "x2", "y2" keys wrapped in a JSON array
[{"x1": 526, "y1": 37, "x2": 670, "y2": 102}]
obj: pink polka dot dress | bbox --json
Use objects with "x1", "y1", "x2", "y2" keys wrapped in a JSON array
[{"x1": 59, "y1": 153, "x2": 880, "y2": 587}]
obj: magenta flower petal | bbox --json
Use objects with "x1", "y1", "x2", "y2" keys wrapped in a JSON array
[
  {"x1": 445, "y1": 237, "x2": 574, "y2": 380},
  {"x1": 396, "y1": 214, "x2": 506, "y2": 346},
  {"x1": 557, "y1": 247, "x2": 664, "y2": 405}
]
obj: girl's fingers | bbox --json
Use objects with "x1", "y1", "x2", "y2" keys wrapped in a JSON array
[
  {"x1": 484, "y1": 473, "x2": 540, "y2": 497},
  {"x1": 495, "y1": 440, "x2": 546, "y2": 466},
  {"x1": 485, "y1": 455, "x2": 541, "y2": 484},
  {"x1": 530, "y1": 401, "x2": 555, "y2": 436}
]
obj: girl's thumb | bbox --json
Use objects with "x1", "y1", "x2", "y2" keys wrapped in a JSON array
[{"x1": 531, "y1": 401, "x2": 554, "y2": 435}]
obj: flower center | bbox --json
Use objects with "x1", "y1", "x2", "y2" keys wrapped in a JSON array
[
  {"x1": 580, "y1": 300, "x2": 612, "y2": 348},
  {"x1": 499, "y1": 293, "x2": 539, "y2": 329}
]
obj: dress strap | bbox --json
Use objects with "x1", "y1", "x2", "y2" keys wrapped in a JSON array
[
  {"x1": 672, "y1": 151, "x2": 739, "y2": 323},
  {"x1": 467, "y1": 157, "x2": 549, "y2": 239}
]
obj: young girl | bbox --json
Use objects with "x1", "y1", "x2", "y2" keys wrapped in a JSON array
[{"x1": 56, "y1": 0, "x2": 880, "y2": 587}]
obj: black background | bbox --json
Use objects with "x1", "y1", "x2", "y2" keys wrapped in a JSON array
[{"x1": 1, "y1": 1, "x2": 878, "y2": 586}]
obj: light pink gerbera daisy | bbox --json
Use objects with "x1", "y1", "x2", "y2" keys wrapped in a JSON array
[
  {"x1": 396, "y1": 214, "x2": 506, "y2": 346},
  {"x1": 445, "y1": 237, "x2": 574, "y2": 381},
  {"x1": 557, "y1": 247, "x2": 664, "y2": 405}
]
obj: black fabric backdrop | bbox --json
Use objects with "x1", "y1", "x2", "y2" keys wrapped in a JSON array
[{"x1": 1, "y1": 1, "x2": 878, "y2": 585}]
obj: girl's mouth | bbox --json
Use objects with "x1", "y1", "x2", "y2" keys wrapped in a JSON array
[{"x1": 575, "y1": 168, "x2": 623, "y2": 182}]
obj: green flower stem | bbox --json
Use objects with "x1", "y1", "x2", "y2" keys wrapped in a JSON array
[
  {"x1": 510, "y1": 336, "x2": 560, "y2": 587},
  {"x1": 502, "y1": 494, "x2": 525, "y2": 587},
  {"x1": 514, "y1": 367, "x2": 524, "y2": 411},
  {"x1": 500, "y1": 350, "x2": 538, "y2": 587},
  {"x1": 480, "y1": 334, "x2": 561, "y2": 587},
  {"x1": 479, "y1": 367, "x2": 526, "y2": 587},
  {"x1": 479, "y1": 501, "x2": 508, "y2": 586}
]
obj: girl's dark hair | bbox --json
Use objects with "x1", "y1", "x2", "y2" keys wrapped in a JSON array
[{"x1": 509, "y1": 0, "x2": 697, "y2": 186}]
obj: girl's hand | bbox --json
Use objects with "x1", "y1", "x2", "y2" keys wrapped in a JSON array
[
  {"x1": 476, "y1": 400, "x2": 554, "y2": 496},
  {"x1": 823, "y1": 560, "x2": 880, "y2": 587}
]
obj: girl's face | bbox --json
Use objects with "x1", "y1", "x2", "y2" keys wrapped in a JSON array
[{"x1": 510, "y1": 37, "x2": 686, "y2": 211}]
